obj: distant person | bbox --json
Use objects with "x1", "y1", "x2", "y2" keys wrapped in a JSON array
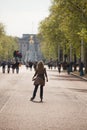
[
  {"x1": 1, "y1": 61, "x2": 6, "y2": 73},
  {"x1": 12, "y1": 61, "x2": 15, "y2": 73},
  {"x1": 15, "y1": 61, "x2": 20, "y2": 74},
  {"x1": 29, "y1": 61, "x2": 33, "y2": 71},
  {"x1": 67, "y1": 62, "x2": 70, "y2": 74},
  {"x1": 58, "y1": 63, "x2": 61, "y2": 74},
  {"x1": 7, "y1": 61, "x2": 11, "y2": 73},
  {"x1": 30, "y1": 60, "x2": 48, "y2": 102},
  {"x1": 33, "y1": 61, "x2": 37, "y2": 71},
  {"x1": 79, "y1": 62, "x2": 84, "y2": 76}
]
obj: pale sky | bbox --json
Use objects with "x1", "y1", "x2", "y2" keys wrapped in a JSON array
[{"x1": 0, "y1": 0, "x2": 51, "y2": 37}]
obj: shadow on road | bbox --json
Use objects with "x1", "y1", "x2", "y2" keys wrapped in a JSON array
[
  {"x1": 30, "y1": 100, "x2": 44, "y2": 103},
  {"x1": 68, "y1": 88, "x2": 87, "y2": 93},
  {"x1": 50, "y1": 74, "x2": 87, "y2": 82}
]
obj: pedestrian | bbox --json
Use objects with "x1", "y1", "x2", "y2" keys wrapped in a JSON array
[
  {"x1": 67, "y1": 62, "x2": 70, "y2": 74},
  {"x1": 7, "y1": 61, "x2": 11, "y2": 73},
  {"x1": 30, "y1": 60, "x2": 48, "y2": 102},
  {"x1": 33, "y1": 61, "x2": 37, "y2": 71},
  {"x1": 15, "y1": 61, "x2": 20, "y2": 74},
  {"x1": 79, "y1": 61, "x2": 84, "y2": 76},
  {"x1": 58, "y1": 63, "x2": 61, "y2": 74},
  {"x1": 1, "y1": 60, "x2": 6, "y2": 73},
  {"x1": 12, "y1": 61, "x2": 15, "y2": 73},
  {"x1": 29, "y1": 61, "x2": 33, "y2": 71}
]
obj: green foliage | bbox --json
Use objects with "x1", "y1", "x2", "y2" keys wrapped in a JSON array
[
  {"x1": 38, "y1": 0, "x2": 87, "y2": 62},
  {"x1": 0, "y1": 22, "x2": 18, "y2": 60}
]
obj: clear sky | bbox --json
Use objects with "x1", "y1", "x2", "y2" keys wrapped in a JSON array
[{"x1": 0, "y1": 0, "x2": 51, "y2": 37}]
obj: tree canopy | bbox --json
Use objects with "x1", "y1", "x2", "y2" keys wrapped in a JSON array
[
  {"x1": 38, "y1": 0, "x2": 87, "y2": 62},
  {"x1": 0, "y1": 22, "x2": 18, "y2": 61}
]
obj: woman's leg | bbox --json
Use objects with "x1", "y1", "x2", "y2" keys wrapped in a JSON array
[
  {"x1": 31, "y1": 85, "x2": 38, "y2": 100},
  {"x1": 40, "y1": 85, "x2": 43, "y2": 102}
]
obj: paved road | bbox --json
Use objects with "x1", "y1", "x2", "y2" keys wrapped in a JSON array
[{"x1": 0, "y1": 65, "x2": 87, "y2": 130}]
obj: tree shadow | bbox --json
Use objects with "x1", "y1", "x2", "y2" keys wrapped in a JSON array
[
  {"x1": 50, "y1": 74, "x2": 86, "y2": 82},
  {"x1": 68, "y1": 88, "x2": 87, "y2": 93}
]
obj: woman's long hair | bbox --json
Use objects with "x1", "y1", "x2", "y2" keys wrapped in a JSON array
[{"x1": 37, "y1": 61, "x2": 44, "y2": 72}]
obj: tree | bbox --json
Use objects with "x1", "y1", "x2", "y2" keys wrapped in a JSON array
[
  {"x1": 38, "y1": 0, "x2": 87, "y2": 73},
  {"x1": 0, "y1": 22, "x2": 18, "y2": 60}
]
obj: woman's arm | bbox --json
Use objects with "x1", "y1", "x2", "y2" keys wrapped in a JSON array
[
  {"x1": 44, "y1": 68, "x2": 48, "y2": 82},
  {"x1": 32, "y1": 70, "x2": 37, "y2": 80}
]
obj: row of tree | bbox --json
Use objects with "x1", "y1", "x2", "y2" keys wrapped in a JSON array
[
  {"x1": 0, "y1": 23, "x2": 18, "y2": 61},
  {"x1": 38, "y1": 0, "x2": 87, "y2": 73}
]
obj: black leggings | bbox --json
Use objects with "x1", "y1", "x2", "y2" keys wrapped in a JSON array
[{"x1": 32, "y1": 85, "x2": 43, "y2": 100}]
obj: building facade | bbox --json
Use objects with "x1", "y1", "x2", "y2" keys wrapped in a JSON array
[{"x1": 18, "y1": 34, "x2": 43, "y2": 63}]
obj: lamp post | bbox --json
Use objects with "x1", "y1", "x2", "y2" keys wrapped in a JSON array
[
  {"x1": 81, "y1": 7, "x2": 84, "y2": 63},
  {"x1": 81, "y1": 38, "x2": 84, "y2": 62},
  {"x1": 79, "y1": 6, "x2": 84, "y2": 76},
  {"x1": 69, "y1": 43, "x2": 73, "y2": 72},
  {"x1": 58, "y1": 44, "x2": 60, "y2": 62},
  {"x1": 70, "y1": 43, "x2": 72, "y2": 62}
]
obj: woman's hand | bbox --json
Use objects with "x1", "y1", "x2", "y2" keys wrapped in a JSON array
[
  {"x1": 46, "y1": 78, "x2": 48, "y2": 82},
  {"x1": 32, "y1": 77, "x2": 35, "y2": 81}
]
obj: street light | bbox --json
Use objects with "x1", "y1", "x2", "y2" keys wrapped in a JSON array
[
  {"x1": 81, "y1": 38, "x2": 84, "y2": 62},
  {"x1": 58, "y1": 44, "x2": 60, "y2": 62},
  {"x1": 81, "y1": 7, "x2": 84, "y2": 63}
]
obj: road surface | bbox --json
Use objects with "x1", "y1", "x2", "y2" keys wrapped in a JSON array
[{"x1": 0, "y1": 65, "x2": 87, "y2": 130}]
